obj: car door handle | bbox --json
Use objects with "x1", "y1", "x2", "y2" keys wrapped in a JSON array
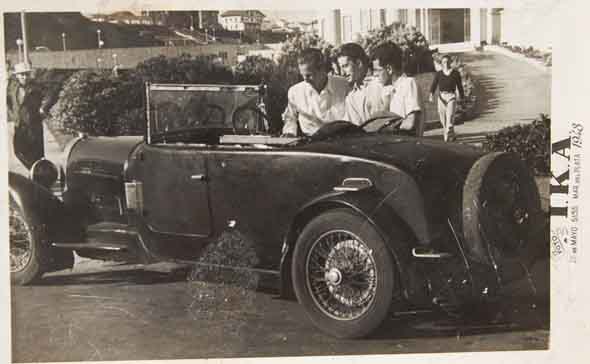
[{"x1": 190, "y1": 174, "x2": 207, "y2": 181}]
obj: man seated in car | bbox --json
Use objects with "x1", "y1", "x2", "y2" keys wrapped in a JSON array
[
  {"x1": 281, "y1": 48, "x2": 349, "y2": 137},
  {"x1": 336, "y1": 42, "x2": 388, "y2": 125},
  {"x1": 370, "y1": 42, "x2": 424, "y2": 136}
]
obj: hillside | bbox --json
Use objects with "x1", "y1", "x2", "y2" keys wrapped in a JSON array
[{"x1": 4, "y1": 12, "x2": 172, "y2": 52}]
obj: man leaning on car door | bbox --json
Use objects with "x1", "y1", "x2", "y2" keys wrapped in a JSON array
[{"x1": 281, "y1": 48, "x2": 349, "y2": 137}]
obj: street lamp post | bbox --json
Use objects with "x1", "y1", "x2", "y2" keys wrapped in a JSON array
[
  {"x1": 61, "y1": 33, "x2": 67, "y2": 51},
  {"x1": 16, "y1": 38, "x2": 23, "y2": 63},
  {"x1": 97, "y1": 29, "x2": 104, "y2": 49}
]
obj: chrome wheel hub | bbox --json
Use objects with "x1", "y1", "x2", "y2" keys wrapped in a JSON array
[
  {"x1": 306, "y1": 230, "x2": 377, "y2": 321},
  {"x1": 325, "y1": 268, "x2": 342, "y2": 285}
]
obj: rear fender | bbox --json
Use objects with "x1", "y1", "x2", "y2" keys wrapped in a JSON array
[
  {"x1": 9, "y1": 172, "x2": 83, "y2": 243},
  {"x1": 279, "y1": 188, "x2": 420, "y2": 301}
]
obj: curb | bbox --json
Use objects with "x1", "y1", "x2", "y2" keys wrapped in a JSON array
[{"x1": 484, "y1": 45, "x2": 551, "y2": 73}]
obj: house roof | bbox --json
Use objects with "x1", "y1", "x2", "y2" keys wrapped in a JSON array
[{"x1": 220, "y1": 10, "x2": 266, "y2": 18}]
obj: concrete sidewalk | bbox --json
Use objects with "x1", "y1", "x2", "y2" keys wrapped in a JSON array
[{"x1": 424, "y1": 50, "x2": 551, "y2": 144}]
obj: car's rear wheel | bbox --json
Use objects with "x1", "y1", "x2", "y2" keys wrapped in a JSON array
[
  {"x1": 292, "y1": 208, "x2": 395, "y2": 338},
  {"x1": 10, "y1": 198, "x2": 48, "y2": 285}
]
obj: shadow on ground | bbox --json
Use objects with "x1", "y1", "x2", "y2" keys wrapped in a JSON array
[{"x1": 39, "y1": 268, "x2": 188, "y2": 286}]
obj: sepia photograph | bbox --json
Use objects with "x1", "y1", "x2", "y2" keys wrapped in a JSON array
[{"x1": 2, "y1": 0, "x2": 580, "y2": 362}]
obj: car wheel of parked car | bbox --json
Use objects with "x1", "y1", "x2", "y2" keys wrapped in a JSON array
[
  {"x1": 463, "y1": 152, "x2": 543, "y2": 269},
  {"x1": 9, "y1": 198, "x2": 49, "y2": 285},
  {"x1": 292, "y1": 208, "x2": 395, "y2": 338}
]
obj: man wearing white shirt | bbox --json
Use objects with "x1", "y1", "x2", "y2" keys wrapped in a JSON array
[
  {"x1": 336, "y1": 42, "x2": 389, "y2": 126},
  {"x1": 281, "y1": 48, "x2": 349, "y2": 137},
  {"x1": 371, "y1": 42, "x2": 424, "y2": 136}
]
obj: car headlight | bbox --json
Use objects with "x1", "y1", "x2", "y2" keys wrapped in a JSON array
[{"x1": 30, "y1": 158, "x2": 58, "y2": 189}]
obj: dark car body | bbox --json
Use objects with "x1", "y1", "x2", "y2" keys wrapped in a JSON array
[{"x1": 9, "y1": 83, "x2": 544, "y2": 338}]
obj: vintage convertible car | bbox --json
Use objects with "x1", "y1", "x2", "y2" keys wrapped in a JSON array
[{"x1": 9, "y1": 83, "x2": 544, "y2": 338}]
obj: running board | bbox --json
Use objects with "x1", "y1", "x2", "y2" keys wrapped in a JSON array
[
  {"x1": 412, "y1": 247, "x2": 453, "y2": 259},
  {"x1": 51, "y1": 242, "x2": 128, "y2": 251}
]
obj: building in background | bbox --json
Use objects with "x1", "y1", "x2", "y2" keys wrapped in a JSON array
[
  {"x1": 140, "y1": 11, "x2": 220, "y2": 30},
  {"x1": 316, "y1": 8, "x2": 551, "y2": 51},
  {"x1": 219, "y1": 10, "x2": 265, "y2": 34}
]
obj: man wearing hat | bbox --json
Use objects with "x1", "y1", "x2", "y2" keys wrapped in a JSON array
[{"x1": 7, "y1": 63, "x2": 45, "y2": 169}]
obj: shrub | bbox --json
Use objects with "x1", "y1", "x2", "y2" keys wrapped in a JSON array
[
  {"x1": 49, "y1": 70, "x2": 132, "y2": 136},
  {"x1": 278, "y1": 32, "x2": 335, "y2": 81},
  {"x1": 483, "y1": 115, "x2": 551, "y2": 176},
  {"x1": 50, "y1": 54, "x2": 237, "y2": 136},
  {"x1": 233, "y1": 55, "x2": 287, "y2": 133},
  {"x1": 134, "y1": 53, "x2": 234, "y2": 84},
  {"x1": 359, "y1": 23, "x2": 435, "y2": 75}
]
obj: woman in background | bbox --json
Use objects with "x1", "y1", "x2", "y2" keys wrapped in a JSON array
[{"x1": 429, "y1": 55, "x2": 464, "y2": 142}]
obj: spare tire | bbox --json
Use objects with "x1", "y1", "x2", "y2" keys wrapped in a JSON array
[{"x1": 462, "y1": 153, "x2": 544, "y2": 272}]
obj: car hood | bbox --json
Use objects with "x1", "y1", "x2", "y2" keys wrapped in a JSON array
[{"x1": 67, "y1": 136, "x2": 143, "y2": 179}]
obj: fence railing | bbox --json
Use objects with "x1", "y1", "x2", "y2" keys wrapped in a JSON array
[{"x1": 6, "y1": 44, "x2": 267, "y2": 70}]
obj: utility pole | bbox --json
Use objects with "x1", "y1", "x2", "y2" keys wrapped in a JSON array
[
  {"x1": 20, "y1": 11, "x2": 30, "y2": 67},
  {"x1": 16, "y1": 39, "x2": 23, "y2": 63}
]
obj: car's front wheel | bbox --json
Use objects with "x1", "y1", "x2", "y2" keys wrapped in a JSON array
[
  {"x1": 292, "y1": 208, "x2": 395, "y2": 338},
  {"x1": 10, "y1": 198, "x2": 48, "y2": 285}
]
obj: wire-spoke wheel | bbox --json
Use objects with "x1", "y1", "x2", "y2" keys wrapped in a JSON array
[
  {"x1": 306, "y1": 230, "x2": 378, "y2": 321},
  {"x1": 10, "y1": 204, "x2": 34, "y2": 273},
  {"x1": 9, "y1": 197, "x2": 47, "y2": 285},
  {"x1": 292, "y1": 208, "x2": 395, "y2": 338}
]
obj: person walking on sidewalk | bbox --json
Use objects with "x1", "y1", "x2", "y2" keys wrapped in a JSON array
[
  {"x1": 7, "y1": 63, "x2": 46, "y2": 169},
  {"x1": 429, "y1": 55, "x2": 464, "y2": 142}
]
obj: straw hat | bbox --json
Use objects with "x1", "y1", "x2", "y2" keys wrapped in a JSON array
[{"x1": 13, "y1": 63, "x2": 31, "y2": 75}]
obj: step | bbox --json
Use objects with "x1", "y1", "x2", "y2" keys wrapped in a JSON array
[
  {"x1": 412, "y1": 247, "x2": 454, "y2": 259},
  {"x1": 87, "y1": 222, "x2": 137, "y2": 235},
  {"x1": 52, "y1": 222, "x2": 138, "y2": 252},
  {"x1": 51, "y1": 241, "x2": 128, "y2": 251}
]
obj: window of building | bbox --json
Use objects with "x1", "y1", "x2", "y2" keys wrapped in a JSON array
[
  {"x1": 400, "y1": 10, "x2": 408, "y2": 24},
  {"x1": 342, "y1": 15, "x2": 352, "y2": 42},
  {"x1": 464, "y1": 9, "x2": 471, "y2": 42}
]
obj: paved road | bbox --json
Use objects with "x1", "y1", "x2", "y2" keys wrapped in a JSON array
[
  {"x1": 425, "y1": 50, "x2": 551, "y2": 141},
  {"x1": 11, "y1": 257, "x2": 549, "y2": 362}
]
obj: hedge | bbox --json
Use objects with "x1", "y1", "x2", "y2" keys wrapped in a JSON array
[{"x1": 483, "y1": 114, "x2": 550, "y2": 176}]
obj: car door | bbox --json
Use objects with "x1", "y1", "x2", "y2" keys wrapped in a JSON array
[
  {"x1": 206, "y1": 146, "x2": 345, "y2": 269},
  {"x1": 134, "y1": 143, "x2": 212, "y2": 237}
]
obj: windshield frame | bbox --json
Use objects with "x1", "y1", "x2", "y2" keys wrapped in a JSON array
[{"x1": 145, "y1": 83, "x2": 264, "y2": 145}]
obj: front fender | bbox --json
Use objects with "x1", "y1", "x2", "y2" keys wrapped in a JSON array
[
  {"x1": 279, "y1": 183, "x2": 428, "y2": 300},
  {"x1": 9, "y1": 172, "x2": 83, "y2": 243}
]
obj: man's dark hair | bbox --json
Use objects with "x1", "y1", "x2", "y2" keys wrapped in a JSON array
[
  {"x1": 337, "y1": 42, "x2": 369, "y2": 66},
  {"x1": 297, "y1": 48, "x2": 326, "y2": 71},
  {"x1": 370, "y1": 42, "x2": 403, "y2": 73}
]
